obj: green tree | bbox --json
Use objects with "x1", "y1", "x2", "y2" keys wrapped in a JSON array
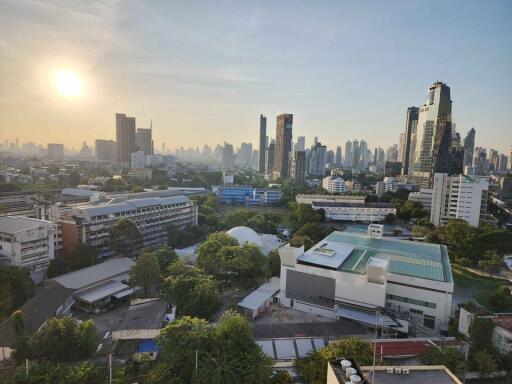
[
  {"x1": 0, "y1": 266, "x2": 34, "y2": 320},
  {"x1": 130, "y1": 252, "x2": 162, "y2": 297},
  {"x1": 295, "y1": 204, "x2": 320, "y2": 226},
  {"x1": 109, "y1": 218, "x2": 143, "y2": 257},
  {"x1": 473, "y1": 349, "x2": 498, "y2": 378},
  {"x1": 421, "y1": 346, "x2": 465, "y2": 376},
  {"x1": 271, "y1": 371, "x2": 293, "y2": 384},
  {"x1": 0, "y1": 281, "x2": 12, "y2": 319},
  {"x1": 268, "y1": 250, "x2": 281, "y2": 277},
  {"x1": 165, "y1": 261, "x2": 220, "y2": 319},
  {"x1": 295, "y1": 337, "x2": 373, "y2": 384},
  {"x1": 65, "y1": 362, "x2": 103, "y2": 384},
  {"x1": 470, "y1": 318, "x2": 495, "y2": 352},
  {"x1": 293, "y1": 223, "x2": 331, "y2": 244},
  {"x1": 384, "y1": 213, "x2": 396, "y2": 223},
  {"x1": 153, "y1": 246, "x2": 178, "y2": 272}
]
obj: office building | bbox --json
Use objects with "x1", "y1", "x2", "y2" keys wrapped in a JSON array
[
  {"x1": 408, "y1": 188, "x2": 434, "y2": 211},
  {"x1": 135, "y1": 128, "x2": 153, "y2": 155},
  {"x1": 411, "y1": 82, "x2": 463, "y2": 186},
  {"x1": 126, "y1": 168, "x2": 153, "y2": 179},
  {"x1": 401, "y1": 106, "x2": 419, "y2": 175},
  {"x1": 431, "y1": 173, "x2": 489, "y2": 227},
  {"x1": 238, "y1": 142, "x2": 253, "y2": 167},
  {"x1": 273, "y1": 114, "x2": 293, "y2": 179},
  {"x1": 296, "y1": 194, "x2": 366, "y2": 205},
  {"x1": 222, "y1": 142, "x2": 235, "y2": 169},
  {"x1": 0, "y1": 216, "x2": 56, "y2": 283},
  {"x1": 499, "y1": 154, "x2": 509, "y2": 172},
  {"x1": 116, "y1": 113, "x2": 136, "y2": 163},
  {"x1": 311, "y1": 201, "x2": 396, "y2": 222},
  {"x1": 308, "y1": 141, "x2": 327, "y2": 177},
  {"x1": 278, "y1": 226, "x2": 453, "y2": 333},
  {"x1": 259, "y1": 114, "x2": 267, "y2": 173},
  {"x1": 47, "y1": 143, "x2": 64, "y2": 160},
  {"x1": 289, "y1": 151, "x2": 306, "y2": 184},
  {"x1": 322, "y1": 175, "x2": 347, "y2": 193},
  {"x1": 472, "y1": 147, "x2": 488, "y2": 175},
  {"x1": 60, "y1": 196, "x2": 197, "y2": 258},
  {"x1": 131, "y1": 150, "x2": 146, "y2": 169},
  {"x1": 344, "y1": 141, "x2": 353, "y2": 168},
  {"x1": 463, "y1": 128, "x2": 476, "y2": 168},
  {"x1": 216, "y1": 186, "x2": 282, "y2": 206},
  {"x1": 266, "y1": 140, "x2": 276, "y2": 177},
  {"x1": 335, "y1": 146, "x2": 342, "y2": 167},
  {"x1": 95, "y1": 139, "x2": 116, "y2": 162},
  {"x1": 295, "y1": 136, "x2": 306, "y2": 152}
]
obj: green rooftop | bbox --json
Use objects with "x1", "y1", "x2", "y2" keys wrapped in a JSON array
[{"x1": 325, "y1": 232, "x2": 453, "y2": 283}]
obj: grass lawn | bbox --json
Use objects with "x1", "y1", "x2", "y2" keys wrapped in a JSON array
[
  {"x1": 218, "y1": 205, "x2": 295, "y2": 227},
  {"x1": 452, "y1": 264, "x2": 507, "y2": 309}
]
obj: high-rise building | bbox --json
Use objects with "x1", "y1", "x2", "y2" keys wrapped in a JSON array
[
  {"x1": 116, "y1": 113, "x2": 136, "y2": 163},
  {"x1": 352, "y1": 140, "x2": 360, "y2": 168},
  {"x1": 344, "y1": 141, "x2": 353, "y2": 168},
  {"x1": 273, "y1": 114, "x2": 293, "y2": 179},
  {"x1": 335, "y1": 146, "x2": 342, "y2": 167},
  {"x1": 95, "y1": 139, "x2": 116, "y2": 162},
  {"x1": 411, "y1": 82, "x2": 463, "y2": 186},
  {"x1": 259, "y1": 114, "x2": 267, "y2": 173},
  {"x1": 135, "y1": 128, "x2": 153, "y2": 155},
  {"x1": 131, "y1": 150, "x2": 146, "y2": 169},
  {"x1": 290, "y1": 151, "x2": 306, "y2": 184},
  {"x1": 472, "y1": 147, "x2": 488, "y2": 175},
  {"x1": 222, "y1": 142, "x2": 235, "y2": 169},
  {"x1": 308, "y1": 141, "x2": 327, "y2": 177},
  {"x1": 359, "y1": 140, "x2": 368, "y2": 169},
  {"x1": 47, "y1": 143, "x2": 64, "y2": 160},
  {"x1": 463, "y1": 128, "x2": 476, "y2": 168},
  {"x1": 386, "y1": 145, "x2": 398, "y2": 162},
  {"x1": 295, "y1": 136, "x2": 306, "y2": 152},
  {"x1": 498, "y1": 154, "x2": 509, "y2": 172},
  {"x1": 326, "y1": 150, "x2": 335, "y2": 165},
  {"x1": 266, "y1": 140, "x2": 276, "y2": 177},
  {"x1": 238, "y1": 142, "x2": 253, "y2": 167},
  {"x1": 401, "y1": 106, "x2": 419, "y2": 175},
  {"x1": 431, "y1": 173, "x2": 489, "y2": 227}
]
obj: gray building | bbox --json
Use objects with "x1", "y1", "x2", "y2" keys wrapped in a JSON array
[
  {"x1": 463, "y1": 128, "x2": 475, "y2": 168},
  {"x1": 259, "y1": 114, "x2": 267, "y2": 173},
  {"x1": 401, "y1": 106, "x2": 419, "y2": 175},
  {"x1": 135, "y1": 128, "x2": 153, "y2": 155},
  {"x1": 95, "y1": 139, "x2": 116, "y2": 162},
  {"x1": 309, "y1": 141, "x2": 327, "y2": 177},
  {"x1": 47, "y1": 143, "x2": 64, "y2": 160},
  {"x1": 290, "y1": 150, "x2": 306, "y2": 184}
]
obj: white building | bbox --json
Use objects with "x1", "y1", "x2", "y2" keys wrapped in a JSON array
[
  {"x1": 431, "y1": 173, "x2": 489, "y2": 227},
  {"x1": 131, "y1": 150, "x2": 146, "y2": 169},
  {"x1": 278, "y1": 225, "x2": 453, "y2": 333},
  {"x1": 0, "y1": 216, "x2": 56, "y2": 283},
  {"x1": 322, "y1": 176, "x2": 347, "y2": 193},
  {"x1": 408, "y1": 188, "x2": 433, "y2": 211},
  {"x1": 296, "y1": 194, "x2": 366, "y2": 205},
  {"x1": 311, "y1": 201, "x2": 396, "y2": 222}
]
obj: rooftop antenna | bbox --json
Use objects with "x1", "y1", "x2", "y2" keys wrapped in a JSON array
[{"x1": 150, "y1": 118, "x2": 152, "y2": 130}]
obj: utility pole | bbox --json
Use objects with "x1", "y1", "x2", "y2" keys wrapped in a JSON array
[
  {"x1": 109, "y1": 353, "x2": 112, "y2": 383},
  {"x1": 25, "y1": 359, "x2": 29, "y2": 377}
]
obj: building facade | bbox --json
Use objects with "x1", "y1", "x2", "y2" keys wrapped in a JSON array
[
  {"x1": 431, "y1": 173, "x2": 489, "y2": 227},
  {"x1": 47, "y1": 143, "x2": 64, "y2": 160},
  {"x1": 312, "y1": 201, "x2": 396, "y2": 222},
  {"x1": 259, "y1": 114, "x2": 267, "y2": 173},
  {"x1": 273, "y1": 114, "x2": 293, "y2": 180},
  {"x1": 278, "y1": 227, "x2": 453, "y2": 333},
  {"x1": 135, "y1": 128, "x2": 153, "y2": 155},
  {"x1": 216, "y1": 186, "x2": 282, "y2": 206},
  {"x1": 322, "y1": 176, "x2": 347, "y2": 193},
  {"x1": 401, "y1": 106, "x2": 419, "y2": 175},
  {"x1": 0, "y1": 217, "x2": 56, "y2": 283},
  {"x1": 289, "y1": 151, "x2": 306, "y2": 184},
  {"x1": 60, "y1": 196, "x2": 197, "y2": 258},
  {"x1": 116, "y1": 113, "x2": 136, "y2": 163},
  {"x1": 95, "y1": 139, "x2": 116, "y2": 162}
]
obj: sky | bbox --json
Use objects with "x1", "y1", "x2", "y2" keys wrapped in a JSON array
[{"x1": 0, "y1": 0, "x2": 511, "y2": 153}]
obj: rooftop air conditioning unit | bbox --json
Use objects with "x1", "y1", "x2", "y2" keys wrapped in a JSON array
[
  {"x1": 394, "y1": 368, "x2": 402, "y2": 374},
  {"x1": 386, "y1": 368, "x2": 394, "y2": 374},
  {"x1": 402, "y1": 368, "x2": 410, "y2": 375}
]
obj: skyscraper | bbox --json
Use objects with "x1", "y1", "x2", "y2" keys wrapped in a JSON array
[
  {"x1": 344, "y1": 141, "x2": 353, "y2": 168},
  {"x1": 266, "y1": 140, "x2": 276, "y2": 177},
  {"x1": 135, "y1": 128, "x2": 153, "y2": 155},
  {"x1": 116, "y1": 113, "x2": 136, "y2": 163},
  {"x1": 401, "y1": 106, "x2": 419, "y2": 175},
  {"x1": 335, "y1": 146, "x2": 342, "y2": 167},
  {"x1": 222, "y1": 142, "x2": 235, "y2": 169},
  {"x1": 308, "y1": 141, "x2": 327, "y2": 177},
  {"x1": 411, "y1": 82, "x2": 463, "y2": 186},
  {"x1": 463, "y1": 128, "x2": 476, "y2": 168},
  {"x1": 352, "y1": 140, "x2": 360, "y2": 168},
  {"x1": 259, "y1": 115, "x2": 267, "y2": 173},
  {"x1": 290, "y1": 150, "x2": 306, "y2": 184},
  {"x1": 47, "y1": 143, "x2": 64, "y2": 160},
  {"x1": 273, "y1": 114, "x2": 293, "y2": 179}
]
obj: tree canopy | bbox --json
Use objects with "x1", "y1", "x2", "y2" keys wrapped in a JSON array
[
  {"x1": 109, "y1": 218, "x2": 143, "y2": 257},
  {"x1": 130, "y1": 252, "x2": 162, "y2": 297},
  {"x1": 0, "y1": 266, "x2": 34, "y2": 321}
]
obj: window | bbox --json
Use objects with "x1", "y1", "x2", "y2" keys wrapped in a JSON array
[{"x1": 424, "y1": 315, "x2": 436, "y2": 329}]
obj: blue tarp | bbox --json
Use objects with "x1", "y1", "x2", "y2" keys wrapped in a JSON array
[{"x1": 139, "y1": 339, "x2": 159, "y2": 353}]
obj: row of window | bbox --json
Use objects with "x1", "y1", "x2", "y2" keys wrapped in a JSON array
[{"x1": 386, "y1": 294, "x2": 437, "y2": 309}]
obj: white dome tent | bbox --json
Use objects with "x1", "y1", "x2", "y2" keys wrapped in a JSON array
[{"x1": 226, "y1": 226, "x2": 263, "y2": 248}]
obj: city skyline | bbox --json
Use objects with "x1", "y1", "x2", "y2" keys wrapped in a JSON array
[{"x1": 1, "y1": 1, "x2": 511, "y2": 153}]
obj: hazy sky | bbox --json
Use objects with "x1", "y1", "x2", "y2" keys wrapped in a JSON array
[{"x1": 0, "y1": 0, "x2": 511, "y2": 153}]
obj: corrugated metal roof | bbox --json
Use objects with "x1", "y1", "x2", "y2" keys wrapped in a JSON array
[
  {"x1": 238, "y1": 277, "x2": 280, "y2": 311},
  {"x1": 0, "y1": 216, "x2": 53, "y2": 234},
  {"x1": 74, "y1": 280, "x2": 129, "y2": 304},
  {"x1": 77, "y1": 195, "x2": 191, "y2": 217},
  {"x1": 49, "y1": 257, "x2": 135, "y2": 289}
]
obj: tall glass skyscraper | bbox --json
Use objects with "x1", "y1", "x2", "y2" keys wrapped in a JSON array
[
  {"x1": 411, "y1": 82, "x2": 463, "y2": 185},
  {"x1": 463, "y1": 127, "x2": 476, "y2": 167},
  {"x1": 258, "y1": 114, "x2": 267, "y2": 173},
  {"x1": 401, "y1": 106, "x2": 419, "y2": 175},
  {"x1": 273, "y1": 114, "x2": 293, "y2": 179}
]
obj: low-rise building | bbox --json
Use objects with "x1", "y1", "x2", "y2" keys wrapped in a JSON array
[
  {"x1": 296, "y1": 194, "x2": 366, "y2": 205},
  {"x1": 408, "y1": 188, "x2": 433, "y2": 211},
  {"x1": 322, "y1": 176, "x2": 347, "y2": 193},
  {"x1": 61, "y1": 195, "x2": 197, "y2": 257},
  {"x1": 278, "y1": 225, "x2": 453, "y2": 334},
  {"x1": 238, "y1": 277, "x2": 280, "y2": 319},
  {"x1": 311, "y1": 201, "x2": 396, "y2": 222},
  {"x1": 127, "y1": 168, "x2": 153, "y2": 179},
  {"x1": 216, "y1": 185, "x2": 282, "y2": 206},
  {"x1": 431, "y1": 173, "x2": 489, "y2": 227},
  {"x1": 0, "y1": 216, "x2": 56, "y2": 283}
]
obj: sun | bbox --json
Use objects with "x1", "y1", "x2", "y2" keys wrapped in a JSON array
[{"x1": 54, "y1": 69, "x2": 82, "y2": 97}]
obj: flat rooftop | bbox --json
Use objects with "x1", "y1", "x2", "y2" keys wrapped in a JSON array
[
  {"x1": 116, "y1": 299, "x2": 167, "y2": 331},
  {"x1": 362, "y1": 366, "x2": 461, "y2": 384},
  {"x1": 312, "y1": 202, "x2": 394, "y2": 208},
  {"x1": 299, "y1": 231, "x2": 452, "y2": 283}
]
